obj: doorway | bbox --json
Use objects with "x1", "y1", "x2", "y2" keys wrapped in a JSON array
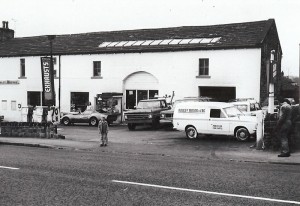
[{"x1": 126, "y1": 90, "x2": 158, "y2": 109}]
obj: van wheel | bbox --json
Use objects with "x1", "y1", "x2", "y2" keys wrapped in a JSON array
[
  {"x1": 128, "y1": 123, "x2": 136, "y2": 131},
  {"x1": 236, "y1": 128, "x2": 250, "y2": 141},
  {"x1": 185, "y1": 126, "x2": 198, "y2": 139}
]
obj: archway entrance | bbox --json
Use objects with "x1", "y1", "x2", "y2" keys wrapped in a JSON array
[{"x1": 124, "y1": 71, "x2": 159, "y2": 109}]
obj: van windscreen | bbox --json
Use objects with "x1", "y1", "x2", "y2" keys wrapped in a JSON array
[{"x1": 223, "y1": 106, "x2": 243, "y2": 117}]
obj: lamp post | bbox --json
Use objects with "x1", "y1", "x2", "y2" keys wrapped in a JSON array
[{"x1": 47, "y1": 35, "x2": 56, "y2": 106}]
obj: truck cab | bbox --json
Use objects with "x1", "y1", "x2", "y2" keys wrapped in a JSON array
[{"x1": 124, "y1": 99, "x2": 170, "y2": 130}]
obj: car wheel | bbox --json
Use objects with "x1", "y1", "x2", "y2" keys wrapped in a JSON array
[
  {"x1": 236, "y1": 127, "x2": 250, "y2": 141},
  {"x1": 89, "y1": 117, "x2": 98, "y2": 126},
  {"x1": 62, "y1": 117, "x2": 70, "y2": 126},
  {"x1": 128, "y1": 123, "x2": 136, "y2": 131},
  {"x1": 185, "y1": 126, "x2": 198, "y2": 139}
]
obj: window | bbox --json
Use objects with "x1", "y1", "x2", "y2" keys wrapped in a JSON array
[
  {"x1": 210, "y1": 109, "x2": 221, "y2": 118},
  {"x1": 210, "y1": 109, "x2": 226, "y2": 118},
  {"x1": 20, "y1": 58, "x2": 25, "y2": 77},
  {"x1": 93, "y1": 61, "x2": 101, "y2": 77},
  {"x1": 199, "y1": 58, "x2": 209, "y2": 76},
  {"x1": 235, "y1": 105, "x2": 248, "y2": 112},
  {"x1": 27, "y1": 91, "x2": 41, "y2": 107},
  {"x1": 11, "y1": 100, "x2": 17, "y2": 111},
  {"x1": 2, "y1": 100, "x2": 7, "y2": 110}
]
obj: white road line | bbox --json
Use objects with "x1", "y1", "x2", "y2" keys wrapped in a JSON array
[
  {"x1": 112, "y1": 180, "x2": 300, "y2": 205},
  {"x1": 0, "y1": 166, "x2": 20, "y2": 170}
]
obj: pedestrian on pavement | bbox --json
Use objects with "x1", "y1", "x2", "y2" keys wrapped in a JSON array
[
  {"x1": 98, "y1": 116, "x2": 109, "y2": 147},
  {"x1": 288, "y1": 104, "x2": 300, "y2": 149},
  {"x1": 275, "y1": 98, "x2": 292, "y2": 157}
]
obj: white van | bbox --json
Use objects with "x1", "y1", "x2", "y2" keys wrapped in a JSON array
[{"x1": 173, "y1": 102, "x2": 258, "y2": 141}]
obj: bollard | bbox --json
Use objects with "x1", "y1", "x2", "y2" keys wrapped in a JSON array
[{"x1": 256, "y1": 110, "x2": 264, "y2": 150}]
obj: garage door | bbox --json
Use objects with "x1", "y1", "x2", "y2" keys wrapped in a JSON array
[{"x1": 199, "y1": 86, "x2": 236, "y2": 102}]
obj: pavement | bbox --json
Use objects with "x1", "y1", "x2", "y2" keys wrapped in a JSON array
[{"x1": 1, "y1": 124, "x2": 300, "y2": 165}]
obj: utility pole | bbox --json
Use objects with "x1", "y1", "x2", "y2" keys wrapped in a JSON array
[{"x1": 268, "y1": 50, "x2": 276, "y2": 114}]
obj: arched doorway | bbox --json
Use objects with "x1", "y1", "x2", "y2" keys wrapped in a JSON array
[{"x1": 123, "y1": 71, "x2": 159, "y2": 109}]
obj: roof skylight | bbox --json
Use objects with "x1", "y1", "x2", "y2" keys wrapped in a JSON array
[
  {"x1": 98, "y1": 37, "x2": 221, "y2": 48},
  {"x1": 123, "y1": 41, "x2": 136, "y2": 47},
  {"x1": 132, "y1": 40, "x2": 145, "y2": 46},
  {"x1": 169, "y1": 39, "x2": 183, "y2": 45},
  {"x1": 115, "y1": 41, "x2": 128, "y2": 47},
  {"x1": 160, "y1": 39, "x2": 173, "y2": 45},
  {"x1": 141, "y1": 40, "x2": 154, "y2": 46}
]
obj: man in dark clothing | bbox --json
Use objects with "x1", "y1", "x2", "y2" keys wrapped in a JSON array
[
  {"x1": 276, "y1": 99, "x2": 292, "y2": 157},
  {"x1": 98, "y1": 117, "x2": 109, "y2": 147},
  {"x1": 288, "y1": 104, "x2": 300, "y2": 149}
]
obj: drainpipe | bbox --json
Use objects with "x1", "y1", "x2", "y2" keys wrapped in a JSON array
[{"x1": 59, "y1": 55, "x2": 61, "y2": 112}]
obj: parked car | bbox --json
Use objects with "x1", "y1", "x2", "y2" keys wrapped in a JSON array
[
  {"x1": 124, "y1": 99, "x2": 170, "y2": 130},
  {"x1": 286, "y1": 98, "x2": 295, "y2": 105},
  {"x1": 173, "y1": 102, "x2": 258, "y2": 141},
  {"x1": 60, "y1": 109, "x2": 117, "y2": 126},
  {"x1": 160, "y1": 96, "x2": 213, "y2": 125},
  {"x1": 228, "y1": 98, "x2": 262, "y2": 116}
]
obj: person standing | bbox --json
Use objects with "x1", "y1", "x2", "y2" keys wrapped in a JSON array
[
  {"x1": 276, "y1": 99, "x2": 292, "y2": 157},
  {"x1": 98, "y1": 117, "x2": 109, "y2": 147}
]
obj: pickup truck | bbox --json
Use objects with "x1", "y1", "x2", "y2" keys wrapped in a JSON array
[{"x1": 124, "y1": 99, "x2": 170, "y2": 130}]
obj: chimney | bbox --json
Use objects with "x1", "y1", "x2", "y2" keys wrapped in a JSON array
[{"x1": 0, "y1": 21, "x2": 14, "y2": 41}]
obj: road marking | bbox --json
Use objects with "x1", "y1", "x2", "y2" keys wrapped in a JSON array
[
  {"x1": 112, "y1": 180, "x2": 300, "y2": 205},
  {"x1": 0, "y1": 166, "x2": 20, "y2": 170}
]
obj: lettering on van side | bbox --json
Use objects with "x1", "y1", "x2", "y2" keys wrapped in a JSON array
[
  {"x1": 212, "y1": 125, "x2": 222, "y2": 130},
  {"x1": 178, "y1": 109, "x2": 205, "y2": 113}
]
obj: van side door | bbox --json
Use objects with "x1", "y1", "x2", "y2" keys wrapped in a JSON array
[{"x1": 208, "y1": 109, "x2": 230, "y2": 135}]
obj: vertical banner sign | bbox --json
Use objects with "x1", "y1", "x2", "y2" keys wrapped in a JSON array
[{"x1": 41, "y1": 57, "x2": 55, "y2": 106}]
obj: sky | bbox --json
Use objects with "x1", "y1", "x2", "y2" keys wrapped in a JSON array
[{"x1": 1, "y1": 0, "x2": 300, "y2": 77}]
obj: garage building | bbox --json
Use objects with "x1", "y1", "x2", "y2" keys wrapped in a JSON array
[{"x1": 0, "y1": 19, "x2": 282, "y2": 121}]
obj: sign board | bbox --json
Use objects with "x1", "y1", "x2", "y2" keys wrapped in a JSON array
[
  {"x1": 41, "y1": 57, "x2": 55, "y2": 106},
  {"x1": 0, "y1": 80, "x2": 19, "y2": 85}
]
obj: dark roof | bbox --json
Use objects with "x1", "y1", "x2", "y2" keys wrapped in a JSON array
[{"x1": 0, "y1": 19, "x2": 276, "y2": 57}]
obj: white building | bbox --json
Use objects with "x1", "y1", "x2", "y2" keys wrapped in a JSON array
[{"x1": 0, "y1": 19, "x2": 282, "y2": 121}]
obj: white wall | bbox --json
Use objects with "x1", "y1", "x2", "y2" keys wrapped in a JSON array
[{"x1": 0, "y1": 48, "x2": 261, "y2": 120}]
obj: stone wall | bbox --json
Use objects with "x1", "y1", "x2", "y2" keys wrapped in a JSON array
[{"x1": 0, "y1": 122, "x2": 64, "y2": 139}]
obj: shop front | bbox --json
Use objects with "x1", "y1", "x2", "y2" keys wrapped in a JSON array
[{"x1": 70, "y1": 92, "x2": 89, "y2": 112}]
